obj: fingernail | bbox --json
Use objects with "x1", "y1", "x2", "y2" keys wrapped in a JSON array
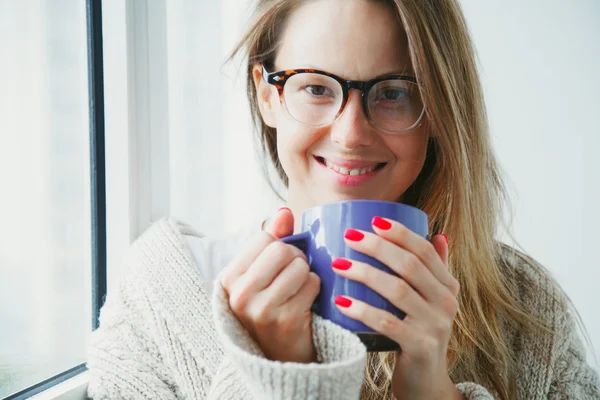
[
  {"x1": 440, "y1": 233, "x2": 448, "y2": 244},
  {"x1": 277, "y1": 207, "x2": 291, "y2": 213},
  {"x1": 332, "y1": 258, "x2": 352, "y2": 270},
  {"x1": 335, "y1": 295, "x2": 352, "y2": 308},
  {"x1": 344, "y1": 229, "x2": 364, "y2": 241},
  {"x1": 372, "y1": 216, "x2": 392, "y2": 230}
]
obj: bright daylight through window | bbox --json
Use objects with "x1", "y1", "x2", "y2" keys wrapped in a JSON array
[{"x1": 0, "y1": 1, "x2": 91, "y2": 398}]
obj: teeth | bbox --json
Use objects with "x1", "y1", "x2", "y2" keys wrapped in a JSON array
[{"x1": 324, "y1": 159, "x2": 377, "y2": 176}]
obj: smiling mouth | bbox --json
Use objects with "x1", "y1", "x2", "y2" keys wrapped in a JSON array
[{"x1": 314, "y1": 156, "x2": 387, "y2": 176}]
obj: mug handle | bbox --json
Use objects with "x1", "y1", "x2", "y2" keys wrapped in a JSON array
[
  {"x1": 280, "y1": 231, "x2": 319, "y2": 314},
  {"x1": 280, "y1": 231, "x2": 311, "y2": 253}
]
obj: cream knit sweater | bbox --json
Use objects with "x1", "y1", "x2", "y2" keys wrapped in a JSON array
[{"x1": 86, "y1": 218, "x2": 600, "y2": 399}]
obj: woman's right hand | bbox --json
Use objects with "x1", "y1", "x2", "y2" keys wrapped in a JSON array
[{"x1": 219, "y1": 207, "x2": 321, "y2": 364}]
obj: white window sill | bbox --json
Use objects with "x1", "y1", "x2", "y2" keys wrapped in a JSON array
[{"x1": 30, "y1": 371, "x2": 89, "y2": 400}]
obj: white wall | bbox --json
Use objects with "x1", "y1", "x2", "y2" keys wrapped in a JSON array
[
  {"x1": 164, "y1": 0, "x2": 281, "y2": 239},
  {"x1": 460, "y1": 0, "x2": 600, "y2": 369}
]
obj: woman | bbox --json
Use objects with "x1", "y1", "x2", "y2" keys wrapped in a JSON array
[{"x1": 87, "y1": 0, "x2": 600, "y2": 399}]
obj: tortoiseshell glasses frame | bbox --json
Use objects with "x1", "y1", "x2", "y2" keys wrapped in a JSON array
[{"x1": 261, "y1": 64, "x2": 426, "y2": 133}]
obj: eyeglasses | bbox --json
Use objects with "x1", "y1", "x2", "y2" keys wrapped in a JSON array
[{"x1": 262, "y1": 65, "x2": 425, "y2": 134}]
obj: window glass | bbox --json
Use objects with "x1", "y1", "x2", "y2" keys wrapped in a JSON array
[{"x1": 0, "y1": 1, "x2": 91, "y2": 397}]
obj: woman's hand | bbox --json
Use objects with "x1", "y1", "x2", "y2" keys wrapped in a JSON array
[
  {"x1": 219, "y1": 208, "x2": 321, "y2": 364},
  {"x1": 332, "y1": 217, "x2": 464, "y2": 399}
]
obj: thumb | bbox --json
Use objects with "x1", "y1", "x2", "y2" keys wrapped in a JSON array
[
  {"x1": 431, "y1": 233, "x2": 449, "y2": 266},
  {"x1": 265, "y1": 207, "x2": 295, "y2": 239}
]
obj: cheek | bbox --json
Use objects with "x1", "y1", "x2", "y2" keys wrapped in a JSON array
[
  {"x1": 275, "y1": 125, "x2": 311, "y2": 179},
  {"x1": 276, "y1": 121, "x2": 328, "y2": 161},
  {"x1": 276, "y1": 124, "x2": 330, "y2": 185},
  {"x1": 389, "y1": 135, "x2": 429, "y2": 170}
]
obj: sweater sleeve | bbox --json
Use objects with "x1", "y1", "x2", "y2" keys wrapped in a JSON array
[
  {"x1": 211, "y1": 273, "x2": 368, "y2": 400},
  {"x1": 87, "y1": 283, "x2": 180, "y2": 399},
  {"x1": 455, "y1": 382, "x2": 495, "y2": 399},
  {"x1": 547, "y1": 309, "x2": 600, "y2": 399},
  {"x1": 452, "y1": 261, "x2": 600, "y2": 400}
]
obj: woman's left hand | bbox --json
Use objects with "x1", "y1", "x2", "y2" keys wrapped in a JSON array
[{"x1": 332, "y1": 217, "x2": 464, "y2": 400}]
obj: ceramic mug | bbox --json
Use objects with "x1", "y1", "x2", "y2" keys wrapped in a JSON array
[{"x1": 281, "y1": 200, "x2": 429, "y2": 352}]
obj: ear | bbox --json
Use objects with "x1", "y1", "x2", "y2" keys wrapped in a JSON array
[{"x1": 252, "y1": 64, "x2": 278, "y2": 128}]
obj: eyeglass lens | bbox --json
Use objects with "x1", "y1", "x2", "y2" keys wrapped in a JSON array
[{"x1": 282, "y1": 73, "x2": 423, "y2": 132}]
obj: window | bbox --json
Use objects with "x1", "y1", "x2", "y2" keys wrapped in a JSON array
[{"x1": 0, "y1": 0, "x2": 105, "y2": 398}]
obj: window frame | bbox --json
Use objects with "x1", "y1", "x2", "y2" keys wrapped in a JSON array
[
  {"x1": 3, "y1": 0, "x2": 103, "y2": 398},
  {"x1": 2, "y1": 0, "x2": 172, "y2": 397}
]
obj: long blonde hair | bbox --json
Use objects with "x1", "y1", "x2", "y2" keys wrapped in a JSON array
[{"x1": 227, "y1": 1, "x2": 584, "y2": 399}]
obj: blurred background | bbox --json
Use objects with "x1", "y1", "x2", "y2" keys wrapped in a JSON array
[{"x1": 0, "y1": 0, "x2": 598, "y2": 397}]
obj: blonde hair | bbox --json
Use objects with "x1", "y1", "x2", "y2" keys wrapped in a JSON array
[{"x1": 227, "y1": 1, "x2": 587, "y2": 399}]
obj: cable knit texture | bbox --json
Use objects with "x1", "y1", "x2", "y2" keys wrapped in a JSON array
[{"x1": 87, "y1": 217, "x2": 600, "y2": 399}]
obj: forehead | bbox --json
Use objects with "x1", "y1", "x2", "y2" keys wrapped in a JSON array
[{"x1": 274, "y1": 0, "x2": 414, "y2": 81}]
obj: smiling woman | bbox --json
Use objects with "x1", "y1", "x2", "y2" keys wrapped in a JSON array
[
  {"x1": 250, "y1": 0, "x2": 430, "y2": 208},
  {"x1": 85, "y1": 0, "x2": 600, "y2": 399}
]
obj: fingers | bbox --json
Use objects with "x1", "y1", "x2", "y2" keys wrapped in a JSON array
[
  {"x1": 220, "y1": 231, "x2": 275, "y2": 292},
  {"x1": 221, "y1": 207, "x2": 296, "y2": 292},
  {"x1": 260, "y1": 256, "x2": 310, "y2": 306},
  {"x1": 345, "y1": 232, "x2": 448, "y2": 304},
  {"x1": 371, "y1": 219, "x2": 453, "y2": 289},
  {"x1": 284, "y1": 271, "x2": 321, "y2": 313},
  {"x1": 334, "y1": 295, "x2": 406, "y2": 345},
  {"x1": 233, "y1": 240, "x2": 307, "y2": 297},
  {"x1": 431, "y1": 234, "x2": 449, "y2": 267},
  {"x1": 264, "y1": 207, "x2": 295, "y2": 239},
  {"x1": 349, "y1": 219, "x2": 459, "y2": 297},
  {"x1": 231, "y1": 267, "x2": 319, "y2": 337},
  {"x1": 331, "y1": 258, "x2": 429, "y2": 318}
]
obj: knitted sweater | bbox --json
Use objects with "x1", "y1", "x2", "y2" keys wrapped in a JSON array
[{"x1": 86, "y1": 217, "x2": 600, "y2": 399}]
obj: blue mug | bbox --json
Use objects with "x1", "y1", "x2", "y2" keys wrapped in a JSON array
[{"x1": 281, "y1": 200, "x2": 429, "y2": 352}]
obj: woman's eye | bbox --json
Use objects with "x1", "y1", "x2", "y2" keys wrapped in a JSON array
[
  {"x1": 380, "y1": 89, "x2": 407, "y2": 100},
  {"x1": 304, "y1": 85, "x2": 331, "y2": 96}
]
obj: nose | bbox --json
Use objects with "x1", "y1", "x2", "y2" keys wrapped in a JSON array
[{"x1": 329, "y1": 90, "x2": 376, "y2": 149}]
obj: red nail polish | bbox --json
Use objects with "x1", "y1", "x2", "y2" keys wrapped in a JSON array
[
  {"x1": 344, "y1": 229, "x2": 364, "y2": 241},
  {"x1": 335, "y1": 296, "x2": 352, "y2": 308},
  {"x1": 440, "y1": 233, "x2": 448, "y2": 244},
  {"x1": 372, "y1": 216, "x2": 392, "y2": 230},
  {"x1": 332, "y1": 258, "x2": 352, "y2": 270}
]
